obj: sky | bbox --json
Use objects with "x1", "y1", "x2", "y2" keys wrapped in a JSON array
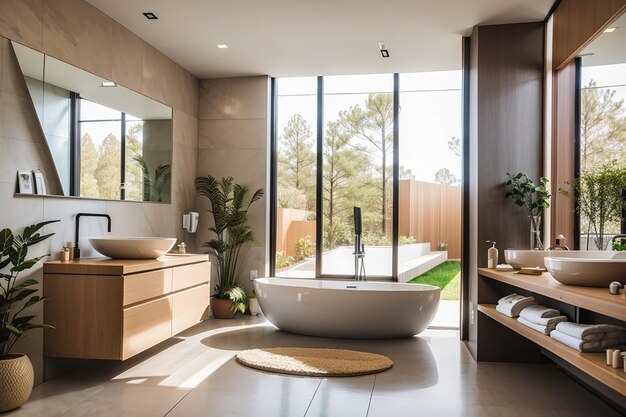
[
  {"x1": 581, "y1": 61, "x2": 626, "y2": 105},
  {"x1": 276, "y1": 71, "x2": 462, "y2": 184}
]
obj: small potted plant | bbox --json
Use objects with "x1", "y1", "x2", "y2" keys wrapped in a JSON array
[
  {"x1": 195, "y1": 175, "x2": 263, "y2": 319},
  {"x1": 248, "y1": 291, "x2": 259, "y2": 316},
  {"x1": 0, "y1": 220, "x2": 57, "y2": 412},
  {"x1": 505, "y1": 173, "x2": 551, "y2": 250}
]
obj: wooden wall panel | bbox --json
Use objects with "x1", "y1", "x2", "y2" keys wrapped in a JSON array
[
  {"x1": 551, "y1": 61, "x2": 577, "y2": 243},
  {"x1": 467, "y1": 22, "x2": 544, "y2": 359},
  {"x1": 553, "y1": 0, "x2": 626, "y2": 69}
]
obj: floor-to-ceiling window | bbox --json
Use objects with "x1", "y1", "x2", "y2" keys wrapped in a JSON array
[
  {"x1": 399, "y1": 71, "x2": 462, "y2": 327},
  {"x1": 322, "y1": 74, "x2": 394, "y2": 277},
  {"x1": 578, "y1": 56, "x2": 626, "y2": 250},
  {"x1": 274, "y1": 78, "x2": 317, "y2": 278},
  {"x1": 273, "y1": 72, "x2": 462, "y2": 294}
]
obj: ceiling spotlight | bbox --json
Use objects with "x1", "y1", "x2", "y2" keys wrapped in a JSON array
[
  {"x1": 100, "y1": 81, "x2": 117, "y2": 87},
  {"x1": 143, "y1": 12, "x2": 158, "y2": 20},
  {"x1": 604, "y1": 27, "x2": 618, "y2": 33},
  {"x1": 216, "y1": 44, "x2": 228, "y2": 49},
  {"x1": 378, "y1": 41, "x2": 389, "y2": 58}
]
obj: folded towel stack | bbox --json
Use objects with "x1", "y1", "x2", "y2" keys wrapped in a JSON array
[
  {"x1": 550, "y1": 322, "x2": 626, "y2": 352},
  {"x1": 516, "y1": 305, "x2": 568, "y2": 335},
  {"x1": 495, "y1": 294, "x2": 536, "y2": 318}
]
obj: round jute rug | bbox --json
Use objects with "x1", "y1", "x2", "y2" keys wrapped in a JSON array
[{"x1": 235, "y1": 347, "x2": 393, "y2": 377}]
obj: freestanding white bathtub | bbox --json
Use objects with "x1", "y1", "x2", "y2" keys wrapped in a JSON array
[{"x1": 254, "y1": 278, "x2": 441, "y2": 339}]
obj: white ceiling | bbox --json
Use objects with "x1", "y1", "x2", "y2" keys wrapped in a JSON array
[{"x1": 87, "y1": 0, "x2": 554, "y2": 79}]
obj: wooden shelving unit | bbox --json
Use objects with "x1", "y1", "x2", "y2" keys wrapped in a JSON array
[
  {"x1": 479, "y1": 268, "x2": 626, "y2": 321},
  {"x1": 478, "y1": 304, "x2": 626, "y2": 396}
]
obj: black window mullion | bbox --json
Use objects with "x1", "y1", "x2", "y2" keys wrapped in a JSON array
[
  {"x1": 120, "y1": 112, "x2": 126, "y2": 200},
  {"x1": 574, "y1": 57, "x2": 582, "y2": 249},
  {"x1": 392, "y1": 74, "x2": 400, "y2": 281},
  {"x1": 315, "y1": 76, "x2": 324, "y2": 278},
  {"x1": 69, "y1": 92, "x2": 81, "y2": 196},
  {"x1": 269, "y1": 78, "x2": 278, "y2": 277}
]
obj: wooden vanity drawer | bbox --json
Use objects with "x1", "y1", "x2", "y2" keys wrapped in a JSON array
[
  {"x1": 172, "y1": 262, "x2": 210, "y2": 291},
  {"x1": 122, "y1": 296, "x2": 172, "y2": 359},
  {"x1": 172, "y1": 283, "x2": 210, "y2": 335},
  {"x1": 123, "y1": 268, "x2": 173, "y2": 306}
]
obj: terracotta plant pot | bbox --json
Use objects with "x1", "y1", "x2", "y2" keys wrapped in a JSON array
[
  {"x1": 0, "y1": 353, "x2": 34, "y2": 412},
  {"x1": 211, "y1": 297, "x2": 236, "y2": 319}
]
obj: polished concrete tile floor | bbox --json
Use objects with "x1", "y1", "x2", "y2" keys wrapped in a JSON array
[{"x1": 8, "y1": 315, "x2": 621, "y2": 417}]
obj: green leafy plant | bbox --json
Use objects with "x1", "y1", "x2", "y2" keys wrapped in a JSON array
[
  {"x1": 560, "y1": 163, "x2": 626, "y2": 250},
  {"x1": 133, "y1": 155, "x2": 171, "y2": 202},
  {"x1": 293, "y1": 236, "x2": 314, "y2": 262},
  {"x1": 275, "y1": 251, "x2": 295, "y2": 269},
  {"x1": 613, "y1": 237, "x2": 626, "y2": 252},
  {"x1": 195, "y1": 176, "x2": 263, "y2": 313},
  {"x1": 400, "y1": 236, "x2": 417, "y2": 245},
  {"x1": 1, "y1": 220, "x2": 58, "y2": 358},
  {"x1": 505, "y1": 173, "x2": 551, "y2": 249}
]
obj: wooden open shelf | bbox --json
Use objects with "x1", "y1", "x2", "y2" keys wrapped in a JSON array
[
  {"x1": 478, "y1": 268, "x2": 626, "y2": 321},
  {"x1": 478, "y1": 304, "x2": 626, "y2": 396}
]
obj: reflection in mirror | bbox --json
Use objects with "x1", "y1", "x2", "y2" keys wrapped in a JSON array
[
  {"x1": 576, "y1": 12, "x2": 626, "y2": 250},
  {"x1": 11, "y1": 41, "x2": 173, "y2": 203}
]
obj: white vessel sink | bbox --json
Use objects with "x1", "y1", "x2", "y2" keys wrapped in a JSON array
[
  {"x1": 504, "y1": 250, "x2": 552, "y2": 269},
  {"x1": 544, "y1": 253, "x2": 626, "y2": 287},
  {"x1": 504, "y1": 249, "x2": 617, "y2": 270},
  {"x1": 89, "y1": 237, "x2": 177, "y2": 259}
]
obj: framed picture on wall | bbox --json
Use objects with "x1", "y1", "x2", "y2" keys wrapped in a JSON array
[
  {"x1": 33, "y1": 172, "x2": 46, "y2": 195},
  {"x1": 17, "y1": 171, "x2": 34, "y2": 194}
]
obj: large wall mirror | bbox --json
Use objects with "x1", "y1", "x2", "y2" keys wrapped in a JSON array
[
  {"x1": 12, "y1": 41, "x2": 173, "y2": 203},
  {"x1": 576, "y1": 12, "x2": 626, "y2": 250}
]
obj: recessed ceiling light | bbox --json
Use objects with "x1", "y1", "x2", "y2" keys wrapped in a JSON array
[
  {"x1": 143, "y1": 12, "x2": 158, "y2": 20},
  {"x1": 604, "y1": 27, "x2": 618, "y2": 33},
  {"x1": 216, "y1": 44, "x2": 228, "y2": 49},
  {"x1": 100, "y1": 81, "x2": 117, "y2": 87}
]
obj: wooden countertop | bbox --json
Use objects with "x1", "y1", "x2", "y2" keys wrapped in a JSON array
[
  {"x1": 44, "y1": 254, "x2": 209, "y2": 275},
  {"x1": 478, "y1": 304, "x2": 626, "y2": 396},
  {"x1": 479, "y1": 268, "x2": 626, "y2": 322}
]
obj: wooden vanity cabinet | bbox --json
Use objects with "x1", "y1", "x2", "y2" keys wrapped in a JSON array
[{"x1": 43, "y1": 255, "x2": 210, "y2": 360}]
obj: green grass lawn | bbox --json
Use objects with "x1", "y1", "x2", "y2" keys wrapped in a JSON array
[{"x1": 408, "y1": 261, "x2": 461, "y2": 300}]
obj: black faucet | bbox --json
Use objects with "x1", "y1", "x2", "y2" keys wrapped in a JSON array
[{"x1": 75, "y1": 213, "x2": 111, "y2": 259}]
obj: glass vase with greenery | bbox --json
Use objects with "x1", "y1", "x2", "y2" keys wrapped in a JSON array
[
  {"x1": 195, "y1": 176, "x2": 263, "y2": 313},
  {"x1": 559, "y1": 162, "x2": 626, "y2": 250},
  {"x1": 1, "y1": 221, "x2": 58, "y2": 358},
  {"x1": 505, "y1": 173, "x2": 551, "y2": 250}
]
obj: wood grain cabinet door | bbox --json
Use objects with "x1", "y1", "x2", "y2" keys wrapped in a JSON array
[
  {"x1": 123, "y1": 268, "x2": 173, "y2": 306},
  {"x1": 172, "y1": 262, "x2": 210, "y2": 291},
  {"x1": 172, "y1": 284, "x2": 210, "y2": 335},
  {"x1": 122, "y1": 296, "x2": 173, "y2": 359}
]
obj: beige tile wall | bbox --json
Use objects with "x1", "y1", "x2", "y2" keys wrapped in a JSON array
[
  {"x1": 0, "y1": 0, "x2": 200, "y2": 384},
  {"x1": 196, "y1": 77, "x2": 270, "y2": 294}
]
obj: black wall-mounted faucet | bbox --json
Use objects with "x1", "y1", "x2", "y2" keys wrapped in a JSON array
[{"x1": 75, "y1": 213, "x2": 111, "y2": 259}]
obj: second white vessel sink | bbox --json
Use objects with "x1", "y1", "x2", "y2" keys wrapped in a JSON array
[
  {"x1": 544, "y1": 252, "x2": 626, "y2": 287},
  {"x1": 89, "y1": 237, "x2": 176, "y2": 259}
]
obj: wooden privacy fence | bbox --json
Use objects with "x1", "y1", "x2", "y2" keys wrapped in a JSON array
[
  {"x1": 277, "y1": 180, "x2": 461, "y2": 260},
  {"x1": 398, "y1": 180, "x2": 461, "y2": 259}
]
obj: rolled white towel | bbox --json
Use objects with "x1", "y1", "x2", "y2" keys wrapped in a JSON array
[
  {"x1": 550, "y1": 330, "x2": 626, "y2": 352},
  {"x1": 519, "y1": 305, "x2": 560, "y2": 322},
  {"x1": 555, "y1": 322, "x2": 626, "y2": 341},
  {"x1": 518, "y1": 316, "x2": 567, "y2": 335},
  {"x1": 496, "y1": 298, "x2": 537, "y2": 318}
]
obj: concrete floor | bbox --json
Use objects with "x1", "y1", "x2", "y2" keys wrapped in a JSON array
[{"x1": 8, "y1": 315, "x2": 620, "y2": 417}]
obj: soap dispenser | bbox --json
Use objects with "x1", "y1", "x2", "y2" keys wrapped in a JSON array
[{"x1": 487, "y1": 241, "x2": 498, "y2": 269}]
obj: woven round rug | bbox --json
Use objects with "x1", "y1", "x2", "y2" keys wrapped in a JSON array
[{"x1": 235, "y1": 347, "x2": 393, "y2": 377}]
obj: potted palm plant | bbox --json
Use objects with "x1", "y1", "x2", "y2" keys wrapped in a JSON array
[
  {"x1": 0, "y1": 220, "x2": 57, "y2": 412},
  {"x1": 195, "y1": 176, "x2": 263, "y2": 319}
]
